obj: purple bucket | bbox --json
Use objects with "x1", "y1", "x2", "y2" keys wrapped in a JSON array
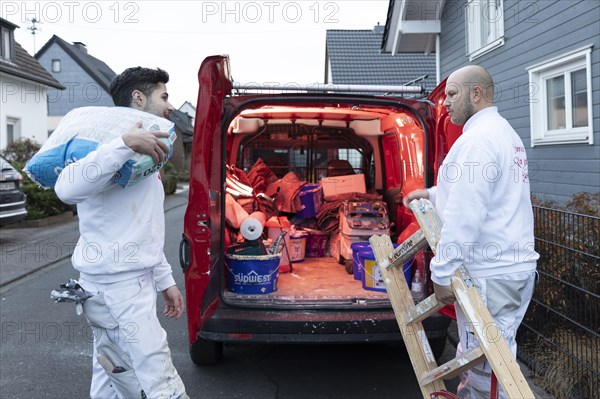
[
  {"x1": 305, "y1": 229, "x2": 328, "y2": 258},
  {"x1": 351, "y1": 242, "x2": 371, "y2": 281},
  {"x1": 296, "y1": 184, "x2": 322, "y2": 219},
  {"x1": 361, "y1": 248, "x2": 413, "y2": 293}
]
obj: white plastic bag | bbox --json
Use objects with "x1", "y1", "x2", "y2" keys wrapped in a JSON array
[{"x1": 25, "y1": 106, "x2": 176, "y2": 189}]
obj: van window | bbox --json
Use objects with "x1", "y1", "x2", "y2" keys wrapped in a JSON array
[{"x1": 237, "y1": 123, "x2": 374, "y2": 187}]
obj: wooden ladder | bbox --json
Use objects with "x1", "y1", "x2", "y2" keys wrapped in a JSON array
[{"x1": 369, "y1": 199, "x2": 535, "y2": 399}]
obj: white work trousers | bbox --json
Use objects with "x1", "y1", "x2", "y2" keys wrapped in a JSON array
[
  {"x1": 455, "y1": 271, "x2": 536, "y2": 399},
  {"x1": 80, "y1": 272, "x2": 187, "y2": 399}
]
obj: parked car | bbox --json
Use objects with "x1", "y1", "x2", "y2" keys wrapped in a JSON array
[
  {"x1": 180, "y1": 55, "x2": 463, "y2": 365},
  {"x1": 0, "y1": 155, "x2": 27, "y2": 225}
]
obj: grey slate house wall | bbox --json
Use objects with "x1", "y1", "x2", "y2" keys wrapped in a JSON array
[
  {"x1": 36, "y1": 36, "x2": 116, "y2": 117},
  {"x1": 439, "y1": 0, "x2": 599, "y2": 203},
  {"x1": 326, "y1": 25, "x2": 437, "y2": 94}
]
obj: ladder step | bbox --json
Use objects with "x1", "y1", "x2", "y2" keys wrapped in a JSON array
[
  {"x1": 385, "y1": 229, "x2": 428, "y2": 270},
  {"x1": 420, "y1": 347, "x2": 486, "y2": 386},
  {"x1": 402, "y1": 294, "x2": 443, "y2": 324}
]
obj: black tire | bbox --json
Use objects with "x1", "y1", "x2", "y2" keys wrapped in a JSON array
[
  {"x1": 190, "y1": 337, "x2": 223, "y2": 366},
  {"x1": 429, "y1": 336, "x2": 448, "y2": 360}
]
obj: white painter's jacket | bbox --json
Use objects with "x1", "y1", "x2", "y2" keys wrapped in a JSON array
[
  {"x1": 55, "y1": 137, "x2": 176, "y2": 291},
  {"x1": 427, "y1": 107, "x2": 539, "y2": 286}
]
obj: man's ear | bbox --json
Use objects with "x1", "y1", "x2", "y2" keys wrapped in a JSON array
[
  {"x1": 472, "y1": 85, "x2": 483, "y2": 104},
  {"x1": 131, "y1": 90, "x2": 145, "y2": 107}
]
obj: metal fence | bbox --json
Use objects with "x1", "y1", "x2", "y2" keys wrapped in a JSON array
[{"x1": 518, "y1": 206, "x2": 599, "y2": 399}]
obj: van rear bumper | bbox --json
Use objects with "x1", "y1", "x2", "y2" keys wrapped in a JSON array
[{"x1": 198, "y1": 305, "x2": 451, "y2": 344}]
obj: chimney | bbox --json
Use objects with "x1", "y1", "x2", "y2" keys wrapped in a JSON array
[{"x1": 73, "y1": 42, "x2": 87, "y2": 54}]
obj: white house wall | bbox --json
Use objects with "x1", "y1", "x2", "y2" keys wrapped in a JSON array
[{"x1": 0, "y1": 74, "x2": 49, "y2": 149}]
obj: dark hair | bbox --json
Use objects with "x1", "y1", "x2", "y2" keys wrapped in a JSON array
[{"x1": 109, "y1": 67, "x2": 169, "y2": 106}]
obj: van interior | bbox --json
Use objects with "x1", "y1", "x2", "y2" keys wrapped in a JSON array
[{"x1": 222, "y1": 104, "x2": 427, "y2": 307}]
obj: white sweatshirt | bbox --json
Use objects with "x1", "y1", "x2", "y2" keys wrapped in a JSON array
[
  {"x1": 428, "y1": 107, "x2": 538, "y2": 286},
  {"x1": 55, "y1": 137, "x2": 176, "y2": 291}
]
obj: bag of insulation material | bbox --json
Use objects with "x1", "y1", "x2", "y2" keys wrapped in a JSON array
[{"x1": 24, "y1": 106, "x2": 176, "y2": 189}]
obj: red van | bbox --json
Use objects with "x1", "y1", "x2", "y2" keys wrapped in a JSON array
[{"x1": 180, "y1": 55, "x2": 462, "y2": 365}]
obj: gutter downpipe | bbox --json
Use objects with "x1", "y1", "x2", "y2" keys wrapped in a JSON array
[{"x1": 436, "y1": 33, "x2": 441, "y2": 84}]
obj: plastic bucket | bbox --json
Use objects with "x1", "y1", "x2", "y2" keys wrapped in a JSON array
[
  {"x1": 226, "y1": 253, "x2": 281, "y2": 294},
  {"x1": 305, "y1": 229, "x2": 328, "y2": 258},
  {"x1": 361, "y1": 244, "x2": 412, "y2": 292},
  {"x1": 296, "y1": 183, "x2": 322, "y2": 219},
  {"x1": 266, "y1": 217, "x2": 292, "y2": 272},
  {"x1": 359, "y1": 250, "x2": 386, "y2": 292},
  {"x1": 351, "y1": 241, "x2": 371, "y2": 281},
  {"x1": 289, "y1": 233, "x2": 307, "y2": 263}
]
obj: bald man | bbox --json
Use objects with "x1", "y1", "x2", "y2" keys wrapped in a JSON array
[{"x1": 403, "y1": 65, "x2": 539, "y2": 398}]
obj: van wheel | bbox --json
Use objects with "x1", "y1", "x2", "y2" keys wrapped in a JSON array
[
  {"x1": 190, "y1": 337, "x2": 223, "y2": 366},
  {"x1": 429, "y1": 336, "x2": 448, "y2": 360}
]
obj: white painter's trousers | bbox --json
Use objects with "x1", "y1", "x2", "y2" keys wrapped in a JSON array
[
  {"x1": 80, "y1": 272, "x2": 187, "y2": 399},
  {"x1": 455, "y1": 271, "x2": 536, "y2": 399}
]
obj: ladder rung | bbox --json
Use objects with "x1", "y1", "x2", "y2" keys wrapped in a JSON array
[
  {"x1": 402, "y1": 294, "x2": 443, "y2": 324},
  {"x1": 386, "y1": 229, "x2": 428, "y2": 270},
  {"x1": 420, "y1": 347, "x2": 486, "y2": 386}
]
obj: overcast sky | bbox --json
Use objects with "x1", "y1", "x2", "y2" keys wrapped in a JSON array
[{"x1": 3, "y1": 1, "x2": 390, "y2": 107}]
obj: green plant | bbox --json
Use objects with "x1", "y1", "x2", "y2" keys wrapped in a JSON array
[
  {"x1": 565, "y1": 192, "x2": 600, "y2": 216},
  {"x1": 22, "y1": 178, "x2": 72, "y2": 218},
  {"x1": 1, "y1": 138, "x2": 71, "y2": 219},
  {"x1": 160, "y1": 161, "x2": 179, "y2": 195},
  {"x1": 0, "y1": 138, "x2": 41, "y2": 164},
  {"x1": 522, "y1": 191, "x2": 600, "y2": 399}
]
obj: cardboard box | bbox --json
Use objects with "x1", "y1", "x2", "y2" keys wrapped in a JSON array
[{"x1": 321, "y1": 174, "x2": 366, "y2": 197}]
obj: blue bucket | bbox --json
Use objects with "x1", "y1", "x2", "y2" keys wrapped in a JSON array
[
  {"x1": 361, "y1": 245, "x2": 413, "y2": 292},
  {"x1": 351, "y1": 242, "x2": 371, "y2": 281},
  {"x1": 226, "y1": 253, "x2": 281, "y2": 294},
  {"x1": 359, "y1": 250, "x2": 385, "y2": 292},
  {"x1": 296, "y1": 183, "x2": 322, "y2": 219}
]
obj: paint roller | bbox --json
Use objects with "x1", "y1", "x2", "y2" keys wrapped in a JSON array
[{"x1": 240, "y1": 211, "x2": 268, "y2": 241}]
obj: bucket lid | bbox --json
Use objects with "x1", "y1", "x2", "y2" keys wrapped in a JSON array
[
  {"x1": 351, "y1": 241, "x2": 371, "y2": 250},
  {"x1": 300, "y1": 183, "x2": 321, "y2": 192},
  {"x1": 226, "y1": 253, "x2": 282, "y2": 260},
  {"x1": 358, "y1": 249, "x2": 375, "y2": 259}
]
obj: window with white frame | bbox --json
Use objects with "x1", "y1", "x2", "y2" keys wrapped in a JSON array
[
  {"x1": 6, "y1": 118, "x2": 21, "y2": 145},
  {"x1": 52, "y1": 59, "x2": 61, "y2": 73},
  {"x1": 1, "y1": 27, "x2": 13, "y2": 61},
  {"x1": 466, "y1": 0, "x2": 504, "y2": 60},
  {"x1": 527, "y1": 46, "x2": 593, "y2": 146}
]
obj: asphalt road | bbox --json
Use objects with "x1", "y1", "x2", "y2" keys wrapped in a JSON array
[{"x1": 1, "y1": 196, "x2": 551, "y2": 398}]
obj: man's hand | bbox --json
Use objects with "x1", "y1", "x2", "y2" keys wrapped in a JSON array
[
  {"x1": 162, "y1": 285, "x2": 184, "y2": 319},
  {"x1": 402, "y1": 189, "x2": 429, "y2": 210},
  {"x1": 433, "y1": 282, "x2": 455, "y2": 305},
  {"x1": 122, "y1": 121, "x2": 170, "y2": 165}
]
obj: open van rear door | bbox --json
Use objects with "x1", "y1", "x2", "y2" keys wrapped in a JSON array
[
  {"x1": 425, "y1": 78, "x2": 461, "y2": 320},
  {"x1": 427, "y1": 78, "x2": 462, "y2": 182},
  {"x1": 181, "y1": 55, "x2": 232, "y2": 344}
]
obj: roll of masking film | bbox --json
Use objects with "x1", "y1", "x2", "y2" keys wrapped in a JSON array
[{"x1": 240, "y1": 212, "x2": 267, "y2": 240}]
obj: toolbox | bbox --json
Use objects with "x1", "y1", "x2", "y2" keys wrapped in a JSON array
[
  {"x1": 340, "y1": 201, "x2": 389, "y2": 234},
  {"x1": 339, "y1": 201, "x2": 390, "y2": 260}
]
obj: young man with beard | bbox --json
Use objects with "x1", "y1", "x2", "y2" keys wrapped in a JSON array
[{"x1": 55, "y1": 67, "x2": 188, "y2": 399}]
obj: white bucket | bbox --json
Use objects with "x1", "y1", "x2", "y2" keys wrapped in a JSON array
[{"x1": 289, "y1": 233, "x2": 307, "y2": 263}]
